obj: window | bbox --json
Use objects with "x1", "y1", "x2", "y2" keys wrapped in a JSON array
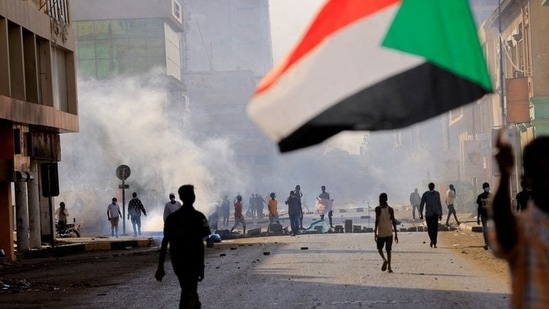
[
  {"x1": 172, "y1": 1, "x2": 183, "y2": 23},
  {"x1": 48, "y1": 0, "x2": 70, "y2": 24}
]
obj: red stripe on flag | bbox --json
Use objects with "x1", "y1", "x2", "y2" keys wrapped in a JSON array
[{"x1": 255, "y1": 0, "x2": 400, "y2": 96}]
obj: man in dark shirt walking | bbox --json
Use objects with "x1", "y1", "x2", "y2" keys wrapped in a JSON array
[
  {"x1": 419, "y1": 182, "x2": 443, "y2": 248},
  {"x1": 155, "y1": 184, "x2": 211, "y2": 308},
  {"x1": 128, "y1": 192, "x2": 147, "y2": 237},
  {"x1": 476, "y1": 182, "x2": 492, "y2": 250}
]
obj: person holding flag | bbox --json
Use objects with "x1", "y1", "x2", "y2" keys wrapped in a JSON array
[
  {"x1": 317, "y1": 185, "x2": 334, "y2": 228},
  {"x1": 316, "y1": 185, "x2": 334, "y2": 228}
]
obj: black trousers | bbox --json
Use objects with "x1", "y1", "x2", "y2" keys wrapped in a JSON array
[
  {"x1": 426, "y1": 215, "x2": 439, "y2": 245},
  {"x1": 175, "y1": 272, "x2": 201, "y2": 309}
]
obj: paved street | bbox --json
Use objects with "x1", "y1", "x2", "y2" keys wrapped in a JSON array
[{"x1": 35, "y1": 232, "x2": 510, "y2": 309}]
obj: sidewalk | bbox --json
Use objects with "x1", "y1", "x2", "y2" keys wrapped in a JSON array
[{"x1": 20, "y1": 235, "x2": 157, "y2": 259}]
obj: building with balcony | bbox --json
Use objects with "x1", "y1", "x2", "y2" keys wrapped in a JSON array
[
  {"x1": 0, "y1": 0, "x2": 78, "y2": 261},
  {"x1": 480, "y1": 0, "x2": 549, "y2": 198}
]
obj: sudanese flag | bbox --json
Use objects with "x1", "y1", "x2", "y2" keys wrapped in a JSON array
[{"x1": 247, "y1": 0, "x2": 493, "y2": 153}]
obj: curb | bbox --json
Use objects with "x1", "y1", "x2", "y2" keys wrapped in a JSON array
[{"x1": 21, "y1": 238, "x2": 156, "y2": 259}]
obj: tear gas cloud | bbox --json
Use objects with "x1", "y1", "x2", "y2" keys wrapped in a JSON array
[
  {"x1": 58, "y1": 72, "x2": 249, "y2": 234},
  {"x1": 58, "y1": 71, "x2": 441, "y2": 235}
]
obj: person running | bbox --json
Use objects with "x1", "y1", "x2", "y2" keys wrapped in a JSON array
[
  {"x1": 445, "y1": 184, "x2": 460, "y2": 226},
  {"x1": 476, "y1": 182, "x2": 492, "y2": 250},
  {"x1": 230, "y1": 195, "x2": 246, "y2": 235},
  {"x1": 419, "y1": 183, "x2": 443, "y2": 248},
  {"x1": 491, "y1": 131, "x2": 549, "y2": 308},
  {"x1": 374, "y1": 193, "x2": 398, "y2": 273}
]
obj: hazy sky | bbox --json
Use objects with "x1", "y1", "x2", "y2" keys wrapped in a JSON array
[
  {"x1": 269, "y1": 0, "x2": 324, "y2": 63},
  {"x1": 268, "y1": 0, "x2": 367, "y2": 154}
]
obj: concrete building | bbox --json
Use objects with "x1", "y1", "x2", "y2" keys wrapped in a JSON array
[
  {"x1": 183, "y1": 0, "x2": 274, "y2": 189},
  {"x1": 389, "y1": 0, "x2": 549, "y2": 206},
  {"x1": 0, "y1": 0, "x2": 78, "y2": 261},
  {"x1": 70, "y1": 0, "x2": 186, "y2": 104},
  {"x1": 479, "y1": 0, "x2": 549, "y2": 198},
  {"x1": 66, "y1": 0, "x2": 187, "y2": 233},
  {"x1": 359, "y1": 1, "x2": 508, "y2": 209},
  {"x1": 71, "y1": 0, "x2": 184, "y2": 79}
]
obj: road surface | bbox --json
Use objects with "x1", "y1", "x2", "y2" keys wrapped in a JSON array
[{"x1": 1, "y1": 232, "x2": 509, "y2": 309}]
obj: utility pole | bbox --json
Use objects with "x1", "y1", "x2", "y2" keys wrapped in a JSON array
[
  {"x1": 499, "y1": 0, "x2": 507, "y2": 127},
  {"x1": 116, "y1": 165, "x2": 131, "y2": 236}
]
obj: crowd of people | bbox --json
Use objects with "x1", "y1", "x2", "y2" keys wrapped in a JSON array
[{"x1": 197, "y1": 184, "x2": 340, "y2": 237}]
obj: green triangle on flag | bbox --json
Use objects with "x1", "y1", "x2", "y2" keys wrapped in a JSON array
[{"x1": 382, "y1": 0, "x2": 492, "y2": 92}]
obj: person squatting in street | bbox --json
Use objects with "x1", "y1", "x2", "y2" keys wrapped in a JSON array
[
  {"x1": 491, "y1": 130, "x2": 549, "y2": 308},
  {"x1": 374, "y1": 192, "x2": 398, "y2": 273},
  {"x1": 155, "y1": 184, "x2": 211, "y2": 309}
]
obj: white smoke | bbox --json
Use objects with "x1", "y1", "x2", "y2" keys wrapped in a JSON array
[{"x1": 58, "y1": 71, "x2": 248, "y2": 234}]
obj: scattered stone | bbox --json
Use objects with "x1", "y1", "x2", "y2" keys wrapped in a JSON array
[{"x1": 471, "y1": 226, "x2": 483, "y2": 233}]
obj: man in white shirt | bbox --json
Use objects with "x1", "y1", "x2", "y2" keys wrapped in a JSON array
[
  {"x1": 445, "y1": 184, "x2": 460, "y2": 226},
  {"x1": 163, "y1": 193, "x2": 182, "y2": 222},
  {"x1": 107, "y1": 197, "x2": 122, "y2": 237}
]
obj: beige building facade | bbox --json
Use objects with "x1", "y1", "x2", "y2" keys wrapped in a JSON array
[
  {"x1": 479, "y1": 0, "x2": 549, "y2": 198},
  {"x1": 0, "y1": 0, "x2": 78, "y2": 261}
]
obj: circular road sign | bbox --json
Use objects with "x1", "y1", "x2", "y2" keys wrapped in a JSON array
[{"x1": 116, "y1": 164, "x2": 131, "y2": 181}]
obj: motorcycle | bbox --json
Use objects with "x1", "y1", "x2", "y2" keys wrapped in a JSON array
[{"x1": 56, "y1": 218, "x2": 81, "y2": 238}]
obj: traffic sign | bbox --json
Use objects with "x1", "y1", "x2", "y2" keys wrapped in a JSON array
[{"x1": 116, "y1": 165, "x2": 131, "y2": 180}]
